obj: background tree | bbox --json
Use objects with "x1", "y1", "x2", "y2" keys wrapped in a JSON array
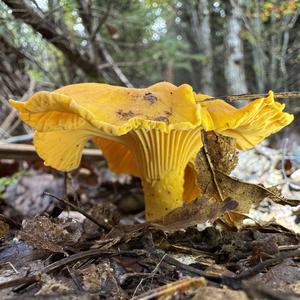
[{"x1": 0, "y1": 0, "x2": 299, "y2": 110}]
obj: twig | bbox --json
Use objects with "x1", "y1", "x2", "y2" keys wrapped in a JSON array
[
  {"x1": 43, "y1": 248, "x2": 115, "y2": 273},
  {"x1": 278, "y1": 245, "x2": 300, "y2": 251},
  {"x1": 43, "y1": 192, "x2": 111, "y2": 231},
  {"x1": 0, "y1": 249, "x2": 115, "y2": 291},
  {"x1": 0, "y1": 133, "x2": 33, "y2": 144},
  {"x1": 201, "y1": 131, "x2": 224, "y2": 201},
  {"x1": 132, "y1": 254, "x2": 167, "y2": 297},
  {"x1": 236, "y1": 248, "x2": 300, "y2": 280},
  {"x1": 198, "y1": 91, "x2": 300, "y2": 103},
  {"x1": 0, "y1": 143, "x2": 103, "y2": 161},
  {"x1": 1, "y1": 249, "x2": 145, "y2": 292},
  {"x1": 6, "y1": 262, "x2": 19, "y2": 274},
  {"x1": 131, "y1": 277, "x2": 206, "y2": 300},
  {"x1": 97, "y1": 33, "x2": 133, "y2": 87},
  {"x1": 0, "y1": 79, "x2": 35, "y2": 136},
  {"x1": 0, "y1": 275, "x2": 41, "y2": 290},
  {"x1": 281, "y1": 138, "x2": 289, "y2": 183},
  {"x1": 66, "y1": 266, "x2": 84, "y2": 291}
]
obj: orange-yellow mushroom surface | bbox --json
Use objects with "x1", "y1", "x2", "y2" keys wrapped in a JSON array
[{"x1": 10, "y1": 82, "x2": 293, "y2": 220}]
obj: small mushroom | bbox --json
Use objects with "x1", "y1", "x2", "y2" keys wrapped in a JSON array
[{"x1": 10, "y1": 83, "x2": 293, "y2": 221}]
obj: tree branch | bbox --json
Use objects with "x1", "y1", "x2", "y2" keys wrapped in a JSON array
[
  {"x1": 3, "y1": 0, "x2": 99, "y2": 78},
  {"x1": 4, "y1": 0, "x2": 133, "y2": 86},
  {"x1": 198, "y1": 91, "x2": 300, "y2": 103}
]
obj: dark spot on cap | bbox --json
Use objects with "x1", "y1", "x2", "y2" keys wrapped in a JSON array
[
  {"x1": 144, "y1": 92, "x2": 157, "y2": 104},
  {"x1": 165, "y1": 110, "x2": 172, "y2": 116},
  {"x1": 117, "y1": 109, "x2": 135, "y2": 119},
  {"x1": 153, "y1": 116, "x2": 169, "y2": 124}
]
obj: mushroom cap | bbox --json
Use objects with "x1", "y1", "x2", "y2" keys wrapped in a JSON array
[
  {"x1": 199, "y1": 91, "x2": 294, "y2": 150},
  {"x1": 9, "y1": 82, "x2": 203, "y2": 173},
  {"x1": 10, "y1": 83, "x2": 293, "y2": 205},
  {"x1": 10, "y1": 82, "x2": 202, "y2": 135}
]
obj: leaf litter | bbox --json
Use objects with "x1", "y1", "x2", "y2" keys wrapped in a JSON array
[{"x1": 1, "y1": 131, "x2": 300, "y2": 299}]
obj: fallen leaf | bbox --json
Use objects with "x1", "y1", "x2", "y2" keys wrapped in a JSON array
[
  {"x1": 3, "y1": 174, "x2": 64, "y2": 217},
  {"x1": 20, "y1": 216, "x2": 82, "y2": 253},
  {"x1": 195, "y1": 131, "x2": 300, "y2": 228},
  {"x1": 80, "y1": 261, "x2": 127, "y2": 298},
  {"x1": 248, "y1": 260, "x2": 300, "y2": 293},
  {"x1": 83, "y1": 202, "x2": 120, "y2": 236},
  {"x1": 0, "y1": 220, "x2": 9, "y2": 240},
  {"x1": 203, "y1": 131, "x2": 238, "y2": 174},
  {"x1": 192, "y1": 286, "x2": 248, "y2": 300},
  {"x1": 152, "y1": 197, "x2": 238, "y2": 232},
  {"x1": 36, "y1": 275, "x2": 71, "y2": 296}
]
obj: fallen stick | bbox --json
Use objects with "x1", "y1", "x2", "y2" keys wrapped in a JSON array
[
  {"x1": 0, "y1": 143, "x2": 103, "y2": 162},
  {"x1": 198, "y1": 91, "x2": 300, "y2": 103}
]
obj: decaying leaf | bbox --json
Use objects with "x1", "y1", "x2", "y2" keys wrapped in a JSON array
[
  {"x1": 248, "y1": 260, "x2": 300, "y2": 293},
  {"x1": 20, "y1": 216, "x2": 82, "y2": 253},
  {"x1": 36, "y1": 275, "x2": 71, "y2": 296},
  {"x1": 83, "y1": 202, "x2": 120, "y2": 236},
  {"x1": 80, "y1": 261, "x2": 126, "y2": 297},
  {"x1": 3, "y1": 174, "x2": 64, "y2": 217},
  {"x1": 152, "y1": 197, "x2": 238, "y2": 232},
  {"x1": 80, "y1": 261, "x2": 112, "y2": 291},
  {"x1": 203, "y1": 131, "x2": 238, "y2": 174},
  {"x1": 103, "y1": 223, "x2": 148, "y2": 248},
  {"x1": 192, "y1": 286, "x2": 248, "y2": 300},
  {"x1": 195, "y1": 131, "x2": 300, "y2": 227},
  {"x1": 0, "y1": 220, "x2": 9, "y2": 240}
]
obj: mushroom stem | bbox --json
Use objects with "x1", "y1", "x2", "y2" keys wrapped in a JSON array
[
  {"x1": 125, "y1": 128, "x2": 202, "y2": 221},
  {"x1": 142, "y1": 169, "x2": 185, "y2": 221}
]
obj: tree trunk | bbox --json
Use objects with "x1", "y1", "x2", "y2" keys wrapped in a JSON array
[
  {"x1": 191, "y1": 0, "x2": 214, "y2": 95},
  {"x1": 224, "y1": 0, "x2": 248, "y2": 95},
  {"x1": 252, "y1": 0, "x2": 267, "y2": 93}
]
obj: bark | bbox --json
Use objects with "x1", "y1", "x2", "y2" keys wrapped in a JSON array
[
  {"x1": 251, "y1": 0, "x2": 267, "y2": 92},
  {"x1": 191, "y1": 0, "x2": 214, "y2": 95},
  {"x1": 224, "y1": 0, "x2": 248, "y2": 95}
]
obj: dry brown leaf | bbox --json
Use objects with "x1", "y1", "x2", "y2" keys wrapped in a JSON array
[
  {"x1": 152, "y1": 197, "x2": 238, "y2": 232},
  {"x1": 103, "y1": 223, "x2": 148, "y2": 248},
  {"x1": 36, "y1": 275, "x2": 71, "y2": 296},
  {"x1": 0, "y1": 220, "x2": 9, "y2": 240},
  {"x1": 203, "y1": 131, "x2": 238, "y2": 174},
  {"x1": 20, "y1": 216, "x2": 82, "y2": 253},
  {"x1": 80, "y1": 261, "x2": 126, "y2": 298},
  {"x1": 192, "y1": 286, "x2": 248, "y2": 300},
  {"x1": 80, "y1": 262, "x2": 112, "y2": 291},
  {"x1": 195, "y1": 131, "x2": 300, "y2": 227}
]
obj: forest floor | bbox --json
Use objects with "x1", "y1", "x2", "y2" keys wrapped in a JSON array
[{"x1": 0, "y1": 139, "x2": 300, "y2": 300}]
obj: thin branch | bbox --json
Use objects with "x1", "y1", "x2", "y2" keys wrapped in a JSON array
[
  {"x1": 0, "y1": 275, "x2": 41, "y2": 290},
  {"x1": 96, "y1": 34, "x2": 133, "y2": 87},
  {"x1": 198, "y1": 91, "x2": 300, "y2": 103},
  {"x1": 236, "y1": 248, "x2": 300, "y2": 280},
  {"x1": 0, "y1": 143, "x2": 103, "y2": 162},
  {"x1": 3, "y1": 0, "x2": 99, "y2": 78},
  {"x1": 201, "y1": 131, "x2": 224, "y2": 201},
  {"x1": 91, "y1": 1, "x2": 113, "y2": 39},
  {"x1": 1, "y1": 249, "x2": 144, "y2": 291},
  {"x1": 43, "y1": 192, "x2": 112, "y2": 231}
]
